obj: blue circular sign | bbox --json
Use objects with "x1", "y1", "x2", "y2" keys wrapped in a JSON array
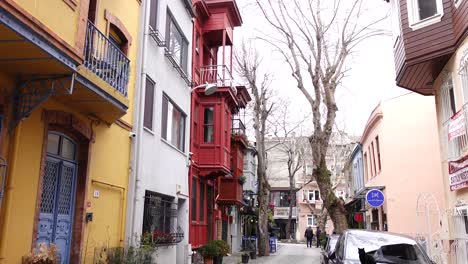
[{"x1": 366, "y1": 189, "x2": 385, "y2": 208}]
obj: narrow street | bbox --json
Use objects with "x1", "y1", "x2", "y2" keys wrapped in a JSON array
[{"x1": 224, "y1": 243, "x2": 322, "y2": 264}]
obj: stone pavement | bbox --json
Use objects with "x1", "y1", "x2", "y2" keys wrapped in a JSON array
[{"x1": 223, "y1": 242, "x2": 322, "y2": 264}]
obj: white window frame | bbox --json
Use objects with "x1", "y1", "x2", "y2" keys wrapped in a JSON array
[
  {"x1": 307, "y1": 214, "x2": 316, "y2": 227},
  {"x1": 406, "y1": 0, "x2": 444, "y2": 30},
  {"x1": 390, "y1": 0, "x2": 401, "y2": 46},
  {"x1": 454, "y1": 0, "x2": 464, "y2": 8}
]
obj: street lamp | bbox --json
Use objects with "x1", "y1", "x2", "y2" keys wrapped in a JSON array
[{"x1": 191, "y1": 83, "x2": 218, "y2": 95}]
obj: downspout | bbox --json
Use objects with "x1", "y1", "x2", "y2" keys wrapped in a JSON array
[
  {"x1": 126, "y1": 0, "x2": 148, "y2": 245},
  {"x1": 0, "y1": 123, "x2": 21, "y2": 262}
]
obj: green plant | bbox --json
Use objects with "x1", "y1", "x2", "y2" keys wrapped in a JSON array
[
  {"x1": 238, "y1": 176, "x2": 247, "y2": 185},
  {"x1": 201, "y1": 242, "x2": 219, "y2": 258},
  {"x1": 212, "y1": 240, "x2": 229, "y2": 256}
]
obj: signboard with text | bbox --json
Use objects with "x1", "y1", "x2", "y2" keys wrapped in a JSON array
[
  {"x1": 449, "y1": 154, "x2": 468, "y2": 191},
  {"x1": 448, "y1": 110, "x2": 466, "y2": 141},
  {"x1": 366, "y1": 189, "x2": 385, "y2": 208}
]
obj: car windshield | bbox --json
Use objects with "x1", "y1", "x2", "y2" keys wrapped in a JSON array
[{"x1": 345, "y1": 231, "x2": 431, "y2": 264}]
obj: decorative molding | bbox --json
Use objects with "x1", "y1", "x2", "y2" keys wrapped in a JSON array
[
  {"x1": 42, "y1": 110, "x2": 95, "y2": 142},
  {"x1": 104, "y1": 9, "x2": 133, "y2": 46}
]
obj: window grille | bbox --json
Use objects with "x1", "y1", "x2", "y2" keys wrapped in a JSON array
[{"x1": 142, "y1": 191, "x2": 184, "y2": 245}]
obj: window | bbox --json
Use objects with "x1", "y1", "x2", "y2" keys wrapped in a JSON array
[
  {"x1": 407, "y1": 0, "x2": 443, "y2": 29},
  {"x1": 142, "y1": 191, "x2": 175, "y2": 235},
  {"x1": 199, "y1": 182, "x2": 205, "y2": 222},
  {"x1": 203, "y1": 107, "x2": 214, "y2": 143},
  {"x1": 368, "y1": 146, "x2": 374, "y2": 177},
  {"x1": 166, "y1": 11, "x2": 188, "y2": 72},
  {"x1": 305, "y1": 165, "x2": 312, "y2": 175},
  {"x1": 191, "y1": 178, "x2": 197, "y2": 221},
  {"x1": 371, "y1": 142, "x2": 377, "y2": 176},
  {"x1": 144, "y1": 76, "x2": 155, "y2": 130},
  {"x1": 363, "y1": 152, "x2": 369, "y2": 182},
  {"x1": 307, "y1": 215, "x2": 316, "y2": 226},
  {"x1": 315, "y1": 190, "x2": 320, "y2": 201},
  {"x1": 460, "y1": 52, "x2": 468, "y2": 104},
  {"x1": 149, "y1": 0, "x2": 158, "y2": 30},
  {"x1": 440, "y1": 74, "x2": 456, "y2": 122},
  {"x1": 162, "y1": 94, "x2": 186, "y2": 151},
  {"x1": 308, "y1": 191, "x2": 314, "y2": 201},
  {"x1": 375, "y1": 136, "x2": 381, "y2": 172},
  {"x1": 390, "y1": 0, "x2": 401, "y2": 43}
]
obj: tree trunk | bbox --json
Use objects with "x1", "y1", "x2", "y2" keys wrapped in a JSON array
[
  {"x1": 257, "y1": 169, "x2": 270, "y2": 256},
  {"x1": 314, "y1": 160, "x2": 348, "y2": 234},
  {"x1": 285, "y1": 178, "x2": 295, "y2": 240}
]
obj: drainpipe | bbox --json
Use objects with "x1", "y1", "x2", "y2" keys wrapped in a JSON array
[
  {"x1": 126, "y1": 0, "x2": 148, "y2": 245},
  {"x1": 0, "y1": 123, "x2": 21, "y2": 262}
]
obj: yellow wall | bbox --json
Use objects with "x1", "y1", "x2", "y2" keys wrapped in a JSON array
[
  {"x1": 13, "y1": 0, "x2": 80, "y2": 49},
  {"x1": 0, "y1": 96, "x2": 131, "y2": 263}
]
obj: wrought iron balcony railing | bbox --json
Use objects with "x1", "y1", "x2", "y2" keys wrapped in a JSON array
[
  {"x1": 232, "y1": 118, "x2": 246, "y2": 136},
  {"x1": 200, "y1": 65, "x2": 237, "y2": 93},
  {"x1": 83, "y1": 21, "x2": 130, "y2": 97},
  {"x1": 442, "y1": 103, "x2": 468, "y2": 160}
]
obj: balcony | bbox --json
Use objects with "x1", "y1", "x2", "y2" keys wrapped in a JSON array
[
  {"x1": 217, "y1": 177, "x2": 243, "y2": 205},
  {"x1": 83, "y1": 21, "x2": 130, "y2": 96},
  {"x1": 200, "y1": 65, "x2": 236, "y2": 90},
  {"x1": 273, "y1": 207, "x2": 297, "y2": 219},
  {"x1": 232, "y1": 118, "x2": 246, "y2": 136}
]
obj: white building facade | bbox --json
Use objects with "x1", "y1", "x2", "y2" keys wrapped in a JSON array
[{"x1": 126, "y1": 0, "x2": 194, "y2": 263}]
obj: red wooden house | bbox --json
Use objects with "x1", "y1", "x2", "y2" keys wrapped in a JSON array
[{"x1": 189, "y1": 0, "x2": 251, "y2": 249}]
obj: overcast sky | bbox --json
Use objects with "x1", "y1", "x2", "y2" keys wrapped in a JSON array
[{"x1": 234, "y1": 0, "x2": 409, "y2": 137}]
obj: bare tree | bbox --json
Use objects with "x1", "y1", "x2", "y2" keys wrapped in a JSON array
[
  {"x1": 235, "y1": 42, "x2": 275, "y2": 256},
  {"x1": 255, "y1": 0, "x2": 386, "y2": 233}
]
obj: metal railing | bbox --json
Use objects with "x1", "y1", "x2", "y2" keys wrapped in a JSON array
[
  {"x1": 142, "y1": 195, "x2": 184, "y2": 245},
  {"x1": 83, "y1": 21, "x2": 130, "y2": 97},
  {"x1": 232, "y1": 118, "x2": 246, "y2": 136},
  {"x1": 200, "y1": 65, "x2": 237, "y2": 92},
  {"x1": 442, "y1": 103, "x2": 468, "y2": 160}
]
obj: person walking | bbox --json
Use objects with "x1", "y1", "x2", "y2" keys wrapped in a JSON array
[
  {"x1": 316, "y1": 227, "x2": 322, "y2": 248},
  {"x1": 304, "y1": 226, "x2": 314, "y2": 248}
]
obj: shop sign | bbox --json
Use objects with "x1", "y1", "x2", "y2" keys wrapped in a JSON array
[
  {"x1": 366, "y1": 189, "x2": 385, "y2": 208},
  {"x1": 449, "y1": 154, "x2": 468, "y2": 191},
  {"x1": 448, "y1": 111, "x2": 466, "y2": 141}
]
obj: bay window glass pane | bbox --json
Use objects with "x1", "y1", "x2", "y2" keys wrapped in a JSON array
[
  {"x1": 191, "y1": 178, "x2": 197, "y2": 221},
  {"x1": 204, "y1": 107, "x2": 214, "y2": 143},
  {"x1": 61, "y1": 137, "x2": 76, "y2": 160},
  {"x1": 47, "y1": 133, "x2": 60, "y2": 155},
  {"x1": 418, "y1": 0, "x2": 437, "y2": 20},
  {"x1": 162, "y1": 95, "x2": 186, "y2": 151},
  {"x1": 166, "y1": 14, "x2": 188, "y2": 71},
  {"x1": 199, "y1": 183, "x2": 205, "y2": 222}
]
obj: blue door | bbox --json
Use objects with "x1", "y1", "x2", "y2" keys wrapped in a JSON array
[{"x1": 37, "y1": 133, "x2": 77, "y2": 264}]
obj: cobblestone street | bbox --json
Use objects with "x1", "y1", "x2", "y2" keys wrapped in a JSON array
[{"x1": 223, "y1": 243, "x2": 322, "y2": 264}]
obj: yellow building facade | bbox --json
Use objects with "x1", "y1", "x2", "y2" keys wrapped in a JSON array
[{"x1": 0, "y1": 0, "x2": 140, "y2": 263}]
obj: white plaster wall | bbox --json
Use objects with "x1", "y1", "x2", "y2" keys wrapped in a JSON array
[{"x1": 128, "y1": 0, "x2": 193, "y2": 262}]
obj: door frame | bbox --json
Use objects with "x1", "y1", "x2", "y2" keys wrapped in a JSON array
[{"x1": 32, "y1": 110, "x2": 94, "y2": 263}]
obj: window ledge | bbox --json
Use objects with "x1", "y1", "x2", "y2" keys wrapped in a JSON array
[
  {"x1": 161, "y1": 138, "x2": 187, "y2": 157},
  {"x1": 143, "y1": 127, "x2": 155, "y2": 135},
  {"x1": 409, "y1": 14, "x2": 443, "y2": 31}
]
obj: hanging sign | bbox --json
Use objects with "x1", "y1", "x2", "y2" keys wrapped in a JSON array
[
  {"x1": 366, "y1": 189, "x2": 385, "y2": 208},
  {"x1": 448, "y1": 110, "x2": 466, "y2": 141},
  {"x1": 449, "y1": 154, "x2": 468, "y2": 191}
]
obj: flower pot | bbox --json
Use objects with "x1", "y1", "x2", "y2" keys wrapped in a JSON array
[
  {"x1": 213, "y1": 256, "x2": 223, "y2": 264},
  {"x1": 241, "y1": 254, "x2": 250, "y2": 263},
  {"x1": 204, "y1": 257, "x2": 213, "y2": 264},
  {"x1": 249, "y1": 251, "x2": 256, "y2": 259}
]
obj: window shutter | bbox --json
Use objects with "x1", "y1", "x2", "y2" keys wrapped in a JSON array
[
  {"x1": 149, "y1": 0, "x2": 158, "y2": 30},
  {"x1": 144, "y1": 77, "x2": 155, "y2": 130},
  {"x1": 161, "y1": 95, "x2": 168, "y2": 139}
]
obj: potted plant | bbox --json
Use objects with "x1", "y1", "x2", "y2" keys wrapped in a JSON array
[
  {"x1": 212, "y1": 240, "x2": 229, "y2": 264},
  {"x1": 23, "y1": 243, "x2": 59, "y2": 264},
  {"x1": 241, "y1": 252, "x2": 250, "y2": 263},
  {"x1": 201, "y1": 241, "x2": 218, "y2": 264},
  {"x1": 238, "y1": 175, "x2": 246, "y2": 185}
]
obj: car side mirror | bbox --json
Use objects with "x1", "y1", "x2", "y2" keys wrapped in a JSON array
[{"x1": 329, "y1": 251, "x2": 336, "y2": 260}]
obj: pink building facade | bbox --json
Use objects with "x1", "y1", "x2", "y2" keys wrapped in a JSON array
[{"x1": 360, "y1": 93, "x2": 445, "y2": 236}]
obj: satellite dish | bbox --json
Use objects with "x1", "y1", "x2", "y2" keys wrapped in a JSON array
[{"x1": 204, "y1": 83, "x2": 218, "y2": 95}]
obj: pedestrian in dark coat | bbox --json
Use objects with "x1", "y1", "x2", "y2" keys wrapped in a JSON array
[
  {"x1": 304, "y1": 226, "x2": 314, "y2": 248},
  {"x1": 316, "y1": 227, "x2": 322, "y2": 248}
]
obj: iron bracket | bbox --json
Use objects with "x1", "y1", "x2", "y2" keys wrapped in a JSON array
[
  {"x1": 10, "y1": 74, "x2": 76, "y2": 130},
  {"x1": 148, "y1": 28, "x2": 166, "y2": 47}
]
